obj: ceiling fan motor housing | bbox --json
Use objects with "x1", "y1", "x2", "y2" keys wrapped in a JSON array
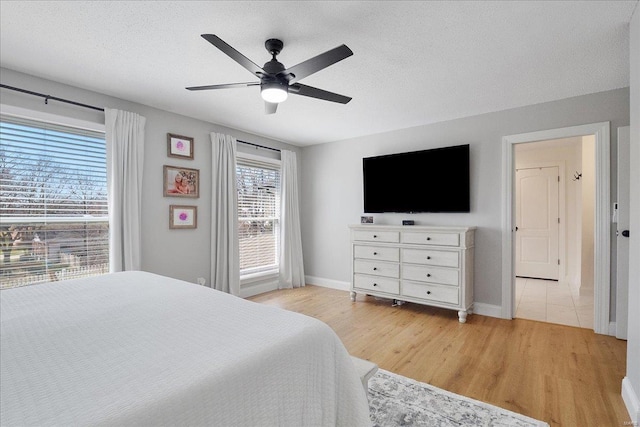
[
  {"x1": 262, "y1": 59, "x2": 286, "y2": 76},
  {"x1": 260, "y1": 56, "x2": 289, "y2": 98}
]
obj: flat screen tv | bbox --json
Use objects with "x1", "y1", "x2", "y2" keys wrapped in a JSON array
[{"x1": 363, "y1": 144, "x2": 470, "y2": 213}]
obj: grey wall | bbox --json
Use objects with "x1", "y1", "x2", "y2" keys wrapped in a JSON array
[
  {"x1": 0, "y1": 67, "x2": 300, "y2": 286},
  {"x1": 299, "y1": 88, "x2": 629, "y2": 311}
]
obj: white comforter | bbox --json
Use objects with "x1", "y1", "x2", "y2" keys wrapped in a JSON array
[{"x1": 0, "y1": 271, "x2": 370, "y2": 426}]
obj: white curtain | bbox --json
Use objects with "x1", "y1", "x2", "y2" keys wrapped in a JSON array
[
  {"x1": 278, "y1": 150, "x2": 305, "y2": 289},
  {"x1": 210, "y1": 133, "x2": 240, "y2": 295},
  {"x1": 105, "y1": 109, "x2": 146, "y2": 272}
]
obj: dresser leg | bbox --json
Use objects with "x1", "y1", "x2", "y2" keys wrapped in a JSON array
[
  {"x1": 458, "y1": 310, "x2": 468, "y2": 323},
  {"x1": 350, "y1": 291, "x2": 357, "y2": 302}
]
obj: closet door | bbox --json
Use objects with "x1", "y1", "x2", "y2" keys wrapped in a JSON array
[{"x1": 515, "y1": 166, "x2": 560, "y2": 280}]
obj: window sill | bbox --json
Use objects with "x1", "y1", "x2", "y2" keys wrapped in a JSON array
[{"x1": 240, "y1": 268, "x2": 279, "y2": 285}]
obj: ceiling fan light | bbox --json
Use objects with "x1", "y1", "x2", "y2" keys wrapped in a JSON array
[{"x1": 261, "y1": 82, "x2": 288, "y2": 103}]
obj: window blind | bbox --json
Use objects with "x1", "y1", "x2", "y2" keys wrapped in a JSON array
[
  {"x1": 0, "y1": 115, "x2": 108, "y2": 288},
  {"x1": 236, "y1": 156, "x2": 280, "y2": 275}
]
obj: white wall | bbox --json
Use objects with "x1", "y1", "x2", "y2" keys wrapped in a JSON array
[
  {"x1": 580, "y1": 136, "x2": 596, "y2": 293},
  {"x1": 299, "y1": 88, "x2": 630, "y2": 312},
  {"x1": 622, "y1": 4, "x2": 640, "y2": 423},
  {"x1": 0, "y1": 67, "x2": 300, "y2": 288}
]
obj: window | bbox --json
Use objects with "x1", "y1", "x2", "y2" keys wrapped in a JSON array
[
  {"x1": 0, "y1": 115, "x2": 108, "y2": 289},
  {"x1": 236, "y1": 154, "x2": 281, "y2": 276}
]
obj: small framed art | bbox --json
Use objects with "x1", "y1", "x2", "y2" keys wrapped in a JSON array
[
  {"x1": 169, "y1": 205, "x2": 197, "y2": 229},
  {"x1": 167, "y1": 133, "x2": 194, "y2": 159},
  {"x1": 164, "y1": 165, "x2": 199, "y2": 198},
  {"x1": 360, "y1": 216, "x2": 374, "y2": 224}
]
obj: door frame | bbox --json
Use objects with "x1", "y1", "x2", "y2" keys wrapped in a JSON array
[
  {"x1": 501, "y1": 122, "x2": 610, "y2": 334},
  {"x1": 616, "y1": 126, "x2": 630, "y2": 339},
  {"x1": 515, "y1": 161, "x2": 565, "y2": 282}
]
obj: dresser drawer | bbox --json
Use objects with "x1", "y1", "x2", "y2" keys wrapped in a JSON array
[
  {"x1": 354, "y1": 274, "x2": 400, "y2": 294},
  {"x1": 354, "y1": 245, "x2": 400, "y2": 262},
  {"x1": 401, "y1": 232, "x2": 460, "y2": 247},
  {"x1": 402, "y1": 248, "x2": 459, "y2": 268},
  {"x1": 402, "y1": 281, "x2": 459, "y2": 305},
  {"x1": 353, "y1": 230, "x2": 400, "y2": 243},
  {"x1": 354, "y1": 260, "x2": 399, "y2": 278},
  {"x1": 402, "y1": 264, "x2": 459, "y2": 286}
]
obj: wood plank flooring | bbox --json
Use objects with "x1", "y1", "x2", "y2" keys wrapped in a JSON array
[{"x1": 249, "y1": 285, "x2": 629, "y2": 427}]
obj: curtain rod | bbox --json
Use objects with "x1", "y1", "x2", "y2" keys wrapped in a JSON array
[
  {"x1": 2, "y1": 84, "x2": 284, "y2": 152},
  {"x1": 237, "y1": 139, "x2": 281, "y2": 152},
  {"x1": 0, "y1": 84, "x2": 105, "y2": 112}
]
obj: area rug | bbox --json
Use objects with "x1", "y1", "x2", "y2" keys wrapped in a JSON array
[{"x1": 369, "y1": 369, "x2": 549, "y2": 427}]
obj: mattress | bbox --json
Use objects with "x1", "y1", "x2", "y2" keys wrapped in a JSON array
[{"x1": 0, "y1": 271, "x2": 370, "y2": 426}]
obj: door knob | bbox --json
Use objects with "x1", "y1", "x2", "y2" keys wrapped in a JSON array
[{"x1": 622, "y1": 230, "x2": 630, "y2": 237}]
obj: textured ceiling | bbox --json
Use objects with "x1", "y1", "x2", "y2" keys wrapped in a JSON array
[{"x1": 0, "y1": 1, "x2": 637, "y2": 146}]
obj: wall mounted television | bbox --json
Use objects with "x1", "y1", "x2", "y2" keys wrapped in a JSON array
[{"x1": 363, "y1": 144, "x2": 470, "y2": 213}]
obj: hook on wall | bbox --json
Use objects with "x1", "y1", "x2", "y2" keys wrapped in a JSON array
[{"x1": 572, "y1": 172, "x2": 582, "y2": 181}]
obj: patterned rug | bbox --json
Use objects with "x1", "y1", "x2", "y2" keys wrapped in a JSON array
[{"x1": 369, "y1": 369, "x2": 549, "y2": 427}]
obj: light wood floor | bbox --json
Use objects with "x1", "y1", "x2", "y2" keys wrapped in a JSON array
[{"x1": 249, "y1": 285, "x2": 629, "y2": 427}]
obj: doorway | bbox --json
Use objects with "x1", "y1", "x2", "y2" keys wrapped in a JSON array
[
  {"x1": 501, "y1": 122, "x2": 610, "y2": 335},
  {"x1": 513, "y1": 138, "x2": 595, "y2": 328}
]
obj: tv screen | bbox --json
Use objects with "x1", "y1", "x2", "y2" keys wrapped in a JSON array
[{"x1": 363, "y1": 144, "x2": 470, "y2": 213}]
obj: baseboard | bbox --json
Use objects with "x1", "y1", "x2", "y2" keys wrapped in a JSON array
[
  {"x1": 472, "y1": 302, "x2": 503, "y2": 319},
  {"x1": 609, "y1": 321, "x2": 617, "y2": 337},
  {"x1": 305, "y1": 275, "x2": 350, "y2": 291},
  {"x1": 622, "y1": 377, "x2": 640, "y2": 425}
]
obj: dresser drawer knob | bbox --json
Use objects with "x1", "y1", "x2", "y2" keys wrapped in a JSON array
[
  {"x1": 427, "y1": 290, "x2": 431, "y2": 295},
  {"x1": 373, "y1": 235, "x2": 378, "y2": 238},
  {"x1": 373, "y1": 283, "x2": 378, "y2": 287},
  {"x1": 426, "y1": 273, "x2": 431, "y2": 277},
  {"x1": 426, "y1": 237, "x2": 431, "y2": 240},
  {"x1": 373, "y1": 252, "x2": 378, "y2": 255},
  {"x1": 373, "y1": 267, "x2": 378, "y2": 271},
  {"x1": 427, "y1": 256, "x2": 431, "y2": 260}
]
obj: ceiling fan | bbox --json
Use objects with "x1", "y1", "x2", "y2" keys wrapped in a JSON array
[{"x1": 186, "y1": 34, "x2": 353, "y2": 114}]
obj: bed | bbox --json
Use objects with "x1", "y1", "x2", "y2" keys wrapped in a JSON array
[{"x1": 0, "y1": 271, "x2": 370, "y2": 426}]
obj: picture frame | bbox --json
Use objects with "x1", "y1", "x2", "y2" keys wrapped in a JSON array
[
  {"x1": 167, "y1": 133, "x2": 194, "y2": 159},
  {"x1": 169, "y1": 205, "x2": 197, "y2": 229},
  {"x1": 361, "y1": 215, "x2": 374, "y2": 224},
  {"x1": 163, "y1": 165, "x2": 199, "y2": 198}
]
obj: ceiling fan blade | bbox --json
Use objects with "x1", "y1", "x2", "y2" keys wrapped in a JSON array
[
  {"x1": 289, "y1": 83, "x2": 352, "y2": 104},
  {"x1": 281, "y1": 44, "x2": 353, "y2": 84},
  {"x1": 201, "y1": 34, "x2": 265, "y2": 77},
  {"x1": 265, "y1": 102, "x2": 278, "y2": 114},
  {"x1": 186, "y1": 82, "x2": 260, "y2": 91}
]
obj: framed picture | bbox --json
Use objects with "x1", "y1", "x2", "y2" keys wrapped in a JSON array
[
  {"x1": 167, "y1": 133, "x2": 194, "y2": 159},
  {"x1": 361, "y1": 216, "x2": 374, "y2": 224},
  {"x1": 163, "y1": 165, "x2": 199, "y2": 198},
  {"x1": 169, "y1": 205, "x2": 197, "y2": 229}
]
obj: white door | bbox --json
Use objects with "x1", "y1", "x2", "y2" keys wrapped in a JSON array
[
  {"x1": 616, "y1": 126, "x2": 630, "y2": 339},
  {"x1": 515, "y1": 166, "x2": 560, "y2": 280}
]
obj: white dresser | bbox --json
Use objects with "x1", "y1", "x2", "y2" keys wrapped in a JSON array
[{"x1": 349, "y1": 224, "x2": 475, "y2": 323}]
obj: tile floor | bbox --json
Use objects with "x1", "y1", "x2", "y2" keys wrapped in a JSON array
[{"x1": 515, "y1": 277, "x2": 594, "y2": 329}]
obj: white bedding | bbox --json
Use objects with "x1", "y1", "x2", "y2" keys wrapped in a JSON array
[{"x1": 0, "y1": 271, "x2": 370, "y2": 426}]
